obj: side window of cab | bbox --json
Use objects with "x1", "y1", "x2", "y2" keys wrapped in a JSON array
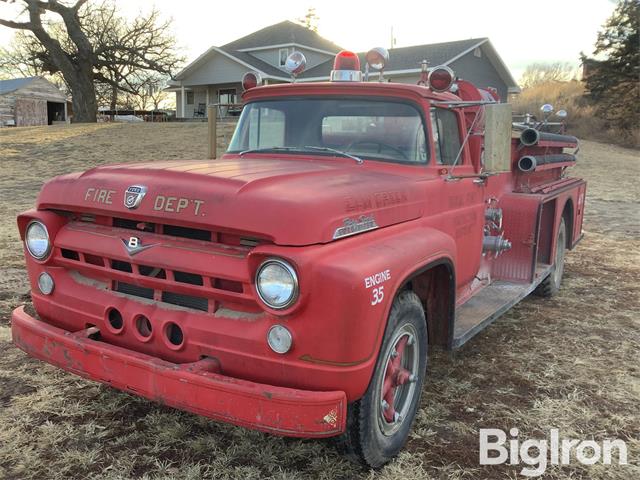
[{"x1": 430, "y1": 108, "x2": 462, "y2": 165}]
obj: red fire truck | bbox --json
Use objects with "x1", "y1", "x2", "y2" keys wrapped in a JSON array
[{"x1": 12, "y1": 48, "x2": 586, "y2": 467}]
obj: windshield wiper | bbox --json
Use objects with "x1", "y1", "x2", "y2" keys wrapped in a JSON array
[
  {"x1": 303, "y1": 146, "x2": 363, "y2": 164},
  {"x1": 238, "y1": 146, "x2": 303, "y2": 156},
  {"x1": 239, "y1": 145, "x2": 363, "y2": 164}
]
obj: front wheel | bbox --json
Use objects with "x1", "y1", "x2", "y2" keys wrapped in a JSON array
[{"x1": 337, "y1": 290, "x2": 428, "y2": 468}]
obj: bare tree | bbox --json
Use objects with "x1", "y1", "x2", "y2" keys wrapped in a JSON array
[
  {"x1": 520, "y1": 62, "x2": 575, "y2": 89},
  {"x1": 136, "y1": 72, "x2": 170, "y2": 111},
  {"x1": 297, "y1": 7, "x2": 319, "y2": 32},
  {"x1": 0, "y1": 0, "x2": 182, "y2": 122}
]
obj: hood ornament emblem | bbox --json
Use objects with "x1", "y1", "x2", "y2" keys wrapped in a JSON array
[
  {"x1": 122, "y1": 236, "x2": 156, "y2": 256},
  {"x1": 124, "y1": 185, "x2": 148, "y2": 210},
  {"x1": 333, "y1": 215, "x2": 379, "y2": 240}
]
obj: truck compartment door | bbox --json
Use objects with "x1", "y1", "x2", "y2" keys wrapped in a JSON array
[{"x1": 491, "y1": 193, "x2": 542, "y2": 283}]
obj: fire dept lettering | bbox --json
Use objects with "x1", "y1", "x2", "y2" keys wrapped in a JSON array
[
  {"x1": 153, "y1": 195, "x2": 205, "y2": 216},
  {"x1": 84, "y1": 187, "x2": 115, "y2": 205}
]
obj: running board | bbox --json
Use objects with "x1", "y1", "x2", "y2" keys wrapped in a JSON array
[{"x1": 452, "y1": 265, "x2": 553, "y2": 349}]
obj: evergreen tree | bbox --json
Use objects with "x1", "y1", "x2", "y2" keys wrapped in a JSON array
[{"x1": 581, "y1": 0, "x2": 639, "y2": 136}]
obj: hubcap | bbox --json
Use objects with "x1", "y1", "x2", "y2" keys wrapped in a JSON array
[
  {"x1": 553, "y1": 225, "x2": 566, "y2": 287},
  {"x1": 377, "y1": 323, "x2": 420, "y2": 436}
]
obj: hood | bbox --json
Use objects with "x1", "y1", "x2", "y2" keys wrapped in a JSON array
[{"x1": 37, "y1": 157, "x2": 425, "y2": 246}]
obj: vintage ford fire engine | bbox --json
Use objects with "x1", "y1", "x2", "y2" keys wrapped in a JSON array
[{"x1": 12, "y1": 48, "x2": 585, "y2": 467}]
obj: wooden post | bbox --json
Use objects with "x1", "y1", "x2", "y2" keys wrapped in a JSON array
[{"x1": 207, "y1": 105, "x2": 217, "y2": 159}]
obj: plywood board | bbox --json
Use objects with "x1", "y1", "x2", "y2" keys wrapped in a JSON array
[{"x1": 484, "y1": 103, "x2": 512, "y2": 172}]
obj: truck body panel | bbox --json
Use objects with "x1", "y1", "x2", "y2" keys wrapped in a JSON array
[{"x1": 12, "y1": 69, "x2": 585, "y2": 439}]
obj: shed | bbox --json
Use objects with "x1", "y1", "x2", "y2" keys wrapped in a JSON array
[{"x1": 0, "y1": 76, "x2": 68, "y2": 127}]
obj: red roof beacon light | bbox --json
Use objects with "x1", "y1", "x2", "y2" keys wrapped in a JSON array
[
  {"x1": 242, "y1": 71, "x2": 262, "y2": 91},
  {"x1": 330, "y1": 51, "x2": 362, "y2": 82},
  {"x1": 428, "y1": 65, "x2": 455, "y2": 92}
]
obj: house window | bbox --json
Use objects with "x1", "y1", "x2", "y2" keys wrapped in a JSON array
[
  {"x1": 186, "y1": 91, "x2": 194, "y2": 105},
  {"x1": 279, "y1": 48, "x2": 290, "y2": 67},
  {"x1": 473, "y1": 47, "x2": 482, "y2": 58},
  {"x1": 430, "y1": 108, "x2": 462, "y2": 165}
]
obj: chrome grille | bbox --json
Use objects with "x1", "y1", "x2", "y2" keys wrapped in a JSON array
[{"x1": 56, "y1": 242, "x2": 256, "y2": 314}]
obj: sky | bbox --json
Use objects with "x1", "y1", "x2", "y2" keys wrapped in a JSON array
[{"x1": 0, "y1": 0, "x2": 619, "y2": 81}]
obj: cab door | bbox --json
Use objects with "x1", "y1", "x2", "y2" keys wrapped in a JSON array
[{"x1": 430, "y1": 107, "x2": 485, "y2": 291}]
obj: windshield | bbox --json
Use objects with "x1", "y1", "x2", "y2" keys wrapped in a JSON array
[{"x1": 227, "y1": 97, "x2": 429, "y2": 164}]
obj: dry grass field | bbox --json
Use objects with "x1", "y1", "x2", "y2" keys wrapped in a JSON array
[{"x1": 0, "y1": 123, "x2": 638, "y2": 480}]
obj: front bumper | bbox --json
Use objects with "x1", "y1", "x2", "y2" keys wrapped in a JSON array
[{"x1": 11, "y1": 306, "x2": 347, "y2": 438}]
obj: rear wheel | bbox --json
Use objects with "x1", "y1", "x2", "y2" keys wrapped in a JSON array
[
  {"x1": 337, "y1": 290, "x2": 428, "y2": 468},
  {"x1": 536, "y1": 218, "x2": 566, "y2": 297}
]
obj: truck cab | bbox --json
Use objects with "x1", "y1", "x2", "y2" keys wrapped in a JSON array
[{"x1": 12, "y1": 48, "x2": 586, "y2": 468}]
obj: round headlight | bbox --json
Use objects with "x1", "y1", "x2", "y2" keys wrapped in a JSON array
[
  {"x1": 38, "y1": 272, "x2": 55, "y2": 295},
  {"x1": 25, "y1": 221, "x2": 51, "y2": 260},
  {"x1": 256, "y1": 259, "x2": 298, "y2": 309},
  {"x1": 267, "y1": 324, "x2": 293, "y2": 354}
]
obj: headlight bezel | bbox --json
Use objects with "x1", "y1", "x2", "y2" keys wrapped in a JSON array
[
  {"x1": 25, "y1": 220, "x2": 52, "y2": 261},
  {"x1": 255, "y1": 258, "x2": 299, "y2": 310}
]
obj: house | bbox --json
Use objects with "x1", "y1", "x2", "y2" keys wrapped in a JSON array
[
  {"x1": 0, "y1": 76, "x2": 68, "y2": 127},
  {"x1": 169, "y1": 21, "x2": 520, "y2": 118}
]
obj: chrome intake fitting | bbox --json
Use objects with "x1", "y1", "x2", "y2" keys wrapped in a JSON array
[{"x1": 483, "y1": 235, "x2": 512, "y2": 255}]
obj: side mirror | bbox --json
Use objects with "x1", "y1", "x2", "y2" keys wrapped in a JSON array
[{"x1": 556, "y1": 109, "x2": 568, "y2": 119}]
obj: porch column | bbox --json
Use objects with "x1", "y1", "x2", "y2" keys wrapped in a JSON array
[
  {"x1": 180, "y1": 85, "x2": 185, "y2": 118},
  {"x1": 205, "y1": 87, "x2": 210, "y2": 118}
]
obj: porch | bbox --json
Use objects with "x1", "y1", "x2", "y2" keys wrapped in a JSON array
[{"x1": 172, "y1": 83, "x2": 243, "y2": 119}]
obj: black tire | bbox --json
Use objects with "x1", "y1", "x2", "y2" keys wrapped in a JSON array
[
  {"x1": 336, "y1": 290, "x2": 428, "y2": 468},
  {"x1": 536, "y1": 218, "x2": 566, "y2": 297}
]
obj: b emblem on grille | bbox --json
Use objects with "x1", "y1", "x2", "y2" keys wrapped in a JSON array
[
  {"x1": 124, "y1": 185, "x2": 148, "y2": 210},
  {"x1": 122, "y1": 236, "x2": 156, "y2": 256}
]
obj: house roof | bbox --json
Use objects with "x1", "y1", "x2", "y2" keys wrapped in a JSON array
[
  {"x1": 172, "y1": 23, "x2": 519, "y2": 93},
  {"x1": 173, "y1": 45, "x2": 292, "y2": 82},
  {"x1": 0, "y1": 76, "x2": 38, "y2": 95},
  {"x1": 222, "y1": 20, "x2": 343, "y2": 53},
  {"x1": 174, "y1": 21, "x2": 342, "y2": 82},
  {"x1": 299, "y1": 38, "x2": 487, "y2": 78}
]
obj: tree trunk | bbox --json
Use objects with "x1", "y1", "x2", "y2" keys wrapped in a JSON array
[
  {"x1": 70, "y1": 75, "x2": 98, "y2": 123},
  {"x1": 109, "y1": 83, "x2": 118, "y2": 121}
]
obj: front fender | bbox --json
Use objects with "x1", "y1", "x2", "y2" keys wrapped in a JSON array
[{"x1": 253, "y1": 219, "x2": 456, "y2": 400}]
